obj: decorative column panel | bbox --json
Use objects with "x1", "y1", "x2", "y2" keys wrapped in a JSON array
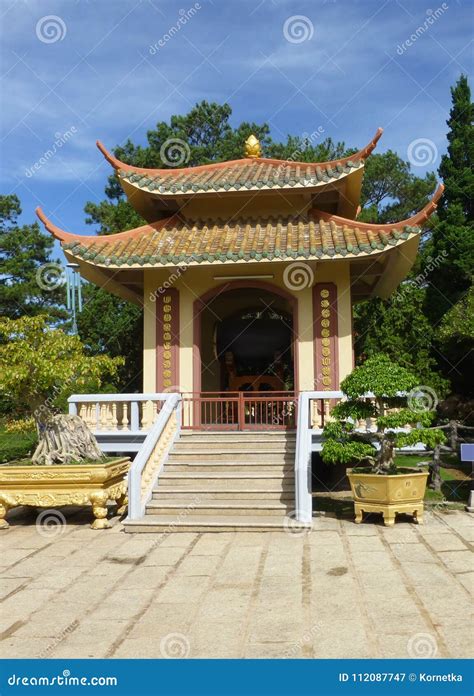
[
  {"x1": 313, "y1": 283, "x2": 339, "y2": 390},
  {"x1": 156, "y1": 288, "x2": 180, "y2": 391}
]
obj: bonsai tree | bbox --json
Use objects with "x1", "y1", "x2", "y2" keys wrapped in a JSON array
[
  {"x1": 0, "y1": 315, "x2": 123, "y2": 465},
  {"x1": 321, "y1": 354, "x2": 446, "y2": 473}
]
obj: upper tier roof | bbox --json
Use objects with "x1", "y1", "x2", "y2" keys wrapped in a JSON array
[
  {"x1": 36, "y1": 184, "x2": 442, "y2": 268},
  {"x1": 96, "y1": 128, "x2": 383, "y2": 197}
]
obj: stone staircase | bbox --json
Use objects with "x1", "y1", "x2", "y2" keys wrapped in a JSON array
[{"x1": 124, "y1": 430, "x2": 309, "y2": 532}]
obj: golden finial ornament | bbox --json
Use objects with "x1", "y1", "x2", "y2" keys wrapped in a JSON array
[{"x1": 244, "y1": 134, "x2": 261, "y2": 158}]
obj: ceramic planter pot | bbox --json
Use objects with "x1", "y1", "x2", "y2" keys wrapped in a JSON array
[{"x1": 347, "y1": 468, "x2": 428, "y2": 526}]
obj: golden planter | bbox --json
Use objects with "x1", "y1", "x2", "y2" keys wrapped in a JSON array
[
  {"x1": 347, "y1": 468, "x2": 428, "y2": 526},
  {"x1": 0, "y1": 457, "x2": 130, "y2": 530}
]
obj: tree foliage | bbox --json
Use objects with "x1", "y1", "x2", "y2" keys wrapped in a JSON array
[
  {"x1": 0, "y1": 315, "x2": 123, "y2": 419},
  {"x1": 77, "y1": 286, "x2": 143, "y2": 393},
  {"x1": 321, "y1": 355, "x2": 446, "y2": 473},
  {"x1": 0, "y1": 195, "x2": 65, "y2": 320}
]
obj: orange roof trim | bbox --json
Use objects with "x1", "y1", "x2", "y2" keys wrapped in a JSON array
[
  {"x1": 36, "y1": 183, "x2": 443, "y2": 251},
  {"x1": 315, "y1": 183, "x2": 444, "y2": 229},
  {"x1": 96, "y1": 128, "x2": 383, "y2": 176}
]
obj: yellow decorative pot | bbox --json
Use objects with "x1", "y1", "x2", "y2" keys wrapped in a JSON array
[
  {"x1": 0, "y1": 457, "x2": 130, "y2": 530},
  {"x1": 347, "y1": 468, "x2": 428, "y2": 526}
]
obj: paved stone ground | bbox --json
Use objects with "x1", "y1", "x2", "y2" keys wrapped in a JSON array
[{"x1": 1, "y1": 507, "x2": 472, "y2": 659}]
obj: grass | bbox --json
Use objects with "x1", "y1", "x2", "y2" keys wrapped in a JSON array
[
  {"x1": 0, "y1": 425, "x2": 37, "y2": 464},
  {"x1": 395, "y1": 453, "x2": 471, "y2": 505},
  {"x1": 313, "y1": 453, "x2": 472, "y2": 514}
]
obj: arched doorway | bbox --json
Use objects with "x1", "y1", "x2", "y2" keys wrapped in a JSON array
[{"x1": 191, "y1": 281, "x2": 298, "y2": 430}]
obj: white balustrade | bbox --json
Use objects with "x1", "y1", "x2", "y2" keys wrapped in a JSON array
[{"x1": 68, "y1": 393, "x2": 173, "y2": 433}]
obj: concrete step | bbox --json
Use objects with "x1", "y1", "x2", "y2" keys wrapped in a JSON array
[
  {"x1": 124, "y1": 513, "x2": 309, "y2": 533},
  {"x1": 146, "y1": 499, "x2": 290, "y2": 517},
  {"x1": 173, "y1": 440, "x2": 296, "y2": 451},
  {"x1": 179, "y1": 431, "x2": 296, "y2": 440},
  {"x1": 158, "y1": 474, "x2": 295, "y2": 490},
  {"x1": 152, "y1": 490, "x2": 295, "y2": 501},
  {"x1": 164, "y1": 464, "x2": 293, "y2": 474},
  {"x1": 167, "y1": 450, "x2": 295, "y2": 462}
]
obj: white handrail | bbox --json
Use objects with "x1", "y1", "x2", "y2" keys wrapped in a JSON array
[
  {"x1": 295, "y1": 391, "x2": 343, "y2": 523},
  {"x1": 68, "y1": 393, "x2": 172, "y2": 403},
  {"x1": 128, "y1": 394, "x2": 181, "y2": 520}
]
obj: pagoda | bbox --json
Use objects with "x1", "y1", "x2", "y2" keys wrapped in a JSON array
[{"x1": 37, "y1": 129, "x2": 443, "y2": 404}]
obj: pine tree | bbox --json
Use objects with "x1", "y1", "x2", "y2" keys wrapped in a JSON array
[
  {"x1": 0, "y1": 195, "x2": 65, "y2": 320},
  {"x1": 426, "y1": 75, "x2": 474, "y2": 323}
]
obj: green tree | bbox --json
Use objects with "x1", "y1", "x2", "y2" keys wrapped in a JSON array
[
  {"x1": 0, "y1": 195, "x2": 65, "y2": 320},
  {"x1": 0, "y1": 315, "x2": 123, "y2": 465},
  {"x1": 353, "y1": 284, "x2": 448, "y2": 395},
  {"x1": 321, "y1": 355, "x2": 445, "y2": 473},
  {"x1": 426, "y1": 74, "x2": 473, "y2": 321},
  {"x1": 353, "y1": 150, "x2": 442, "y2": 389},
  {"x1": 425, "y1": 75, "x2": 474, "y2": 393},
  {"x1": 77, "y1": 286, "x2": 143, "y2": 393},
  {"x1": 359, "y1": 150, "x2": 437, "y2": 223}
]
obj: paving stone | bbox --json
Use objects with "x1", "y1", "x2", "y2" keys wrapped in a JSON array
[
  {"x1": 244, "y1": 641, "x2": 303, "y2": 658},
  {"x1": 175, "y1": 555, "x2": 220, "y2": 576},
  {"x1": 157, "y1": 575, "x2": 209, "y2": 603},
  {"x1": 140, "y1": 546, "x2": 188, "y2": 567},
  {"x1": 377, "y1": 631, "x2": 449, "y2": 659},
  {"x1": 389, "y1": 543, "x2": 438, "y2": 564},
  {"x1": 0, "y1": 577, "x2": 29, "y2": 599},
  {"x1": 421, "y1": 532, "x2": 470, "y2": 552},
  {"x1": 123, "y1": 566, "x2": 169, "y2": 589},
  {"x1": 2, "y1": 514, "x2": 473, "y2": 659},
  {"x1": 187, "y1": 620, "x2": 242, "y2": 657},
  {"x1": 312, "y1": 619, "x2": 372, "y2": 658},
  {"x1": 457, "y1": 571, "x2": 474, "y2": 594},
  {"x1": 437, "y1": 550, "x2": 473, "y2": 574},
  {"x1": 159, "y1": 532, "x2": 198, "y2": 548},
  {"x1": 128, "y1": 602, "x2": 195, "y2": 638}
]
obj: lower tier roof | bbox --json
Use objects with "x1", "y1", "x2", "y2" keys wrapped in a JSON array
[{"x1": 37, "y1": 185, "x2": 442, "y2": 269}]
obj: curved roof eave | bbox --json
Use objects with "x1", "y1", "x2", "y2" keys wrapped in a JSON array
[
  {"x1": 96, "y1": 128, "x2": 383, "y2": 175},
  {"x1": 36, "y1": 182, "x2": 443, "y2": 247}
]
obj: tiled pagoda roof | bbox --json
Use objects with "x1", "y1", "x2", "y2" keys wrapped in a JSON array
[
  {"x1": 36, "y1": 184, "x2": 443, "y2": 268},
  {"x1": 96, "y1": 129, "x2": 383, "y2": 196}
]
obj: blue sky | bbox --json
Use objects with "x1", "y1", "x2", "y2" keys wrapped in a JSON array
[{"x1": 1, "y1": 0, "x2": 472, "y2": 252}]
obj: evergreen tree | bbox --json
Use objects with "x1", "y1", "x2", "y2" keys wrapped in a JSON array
[
  {"x1": 426, "y1": 74, "x2": 473, "y2": 323},
  {"x1": 0, "y1": 195, "x2": 65, "y2": 320}
]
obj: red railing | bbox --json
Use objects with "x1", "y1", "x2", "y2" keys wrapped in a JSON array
[{"x1": 181, "y1": 392, "x2": 297, "y2": 431}]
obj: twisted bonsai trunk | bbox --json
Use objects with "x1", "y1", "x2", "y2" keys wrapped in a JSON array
[
  {"x1": 33, "y1": 408, "x2": 104, "y2": 466},
  {"x1": 373, "y1": 397, "x2": 394, "y2": 474}
]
